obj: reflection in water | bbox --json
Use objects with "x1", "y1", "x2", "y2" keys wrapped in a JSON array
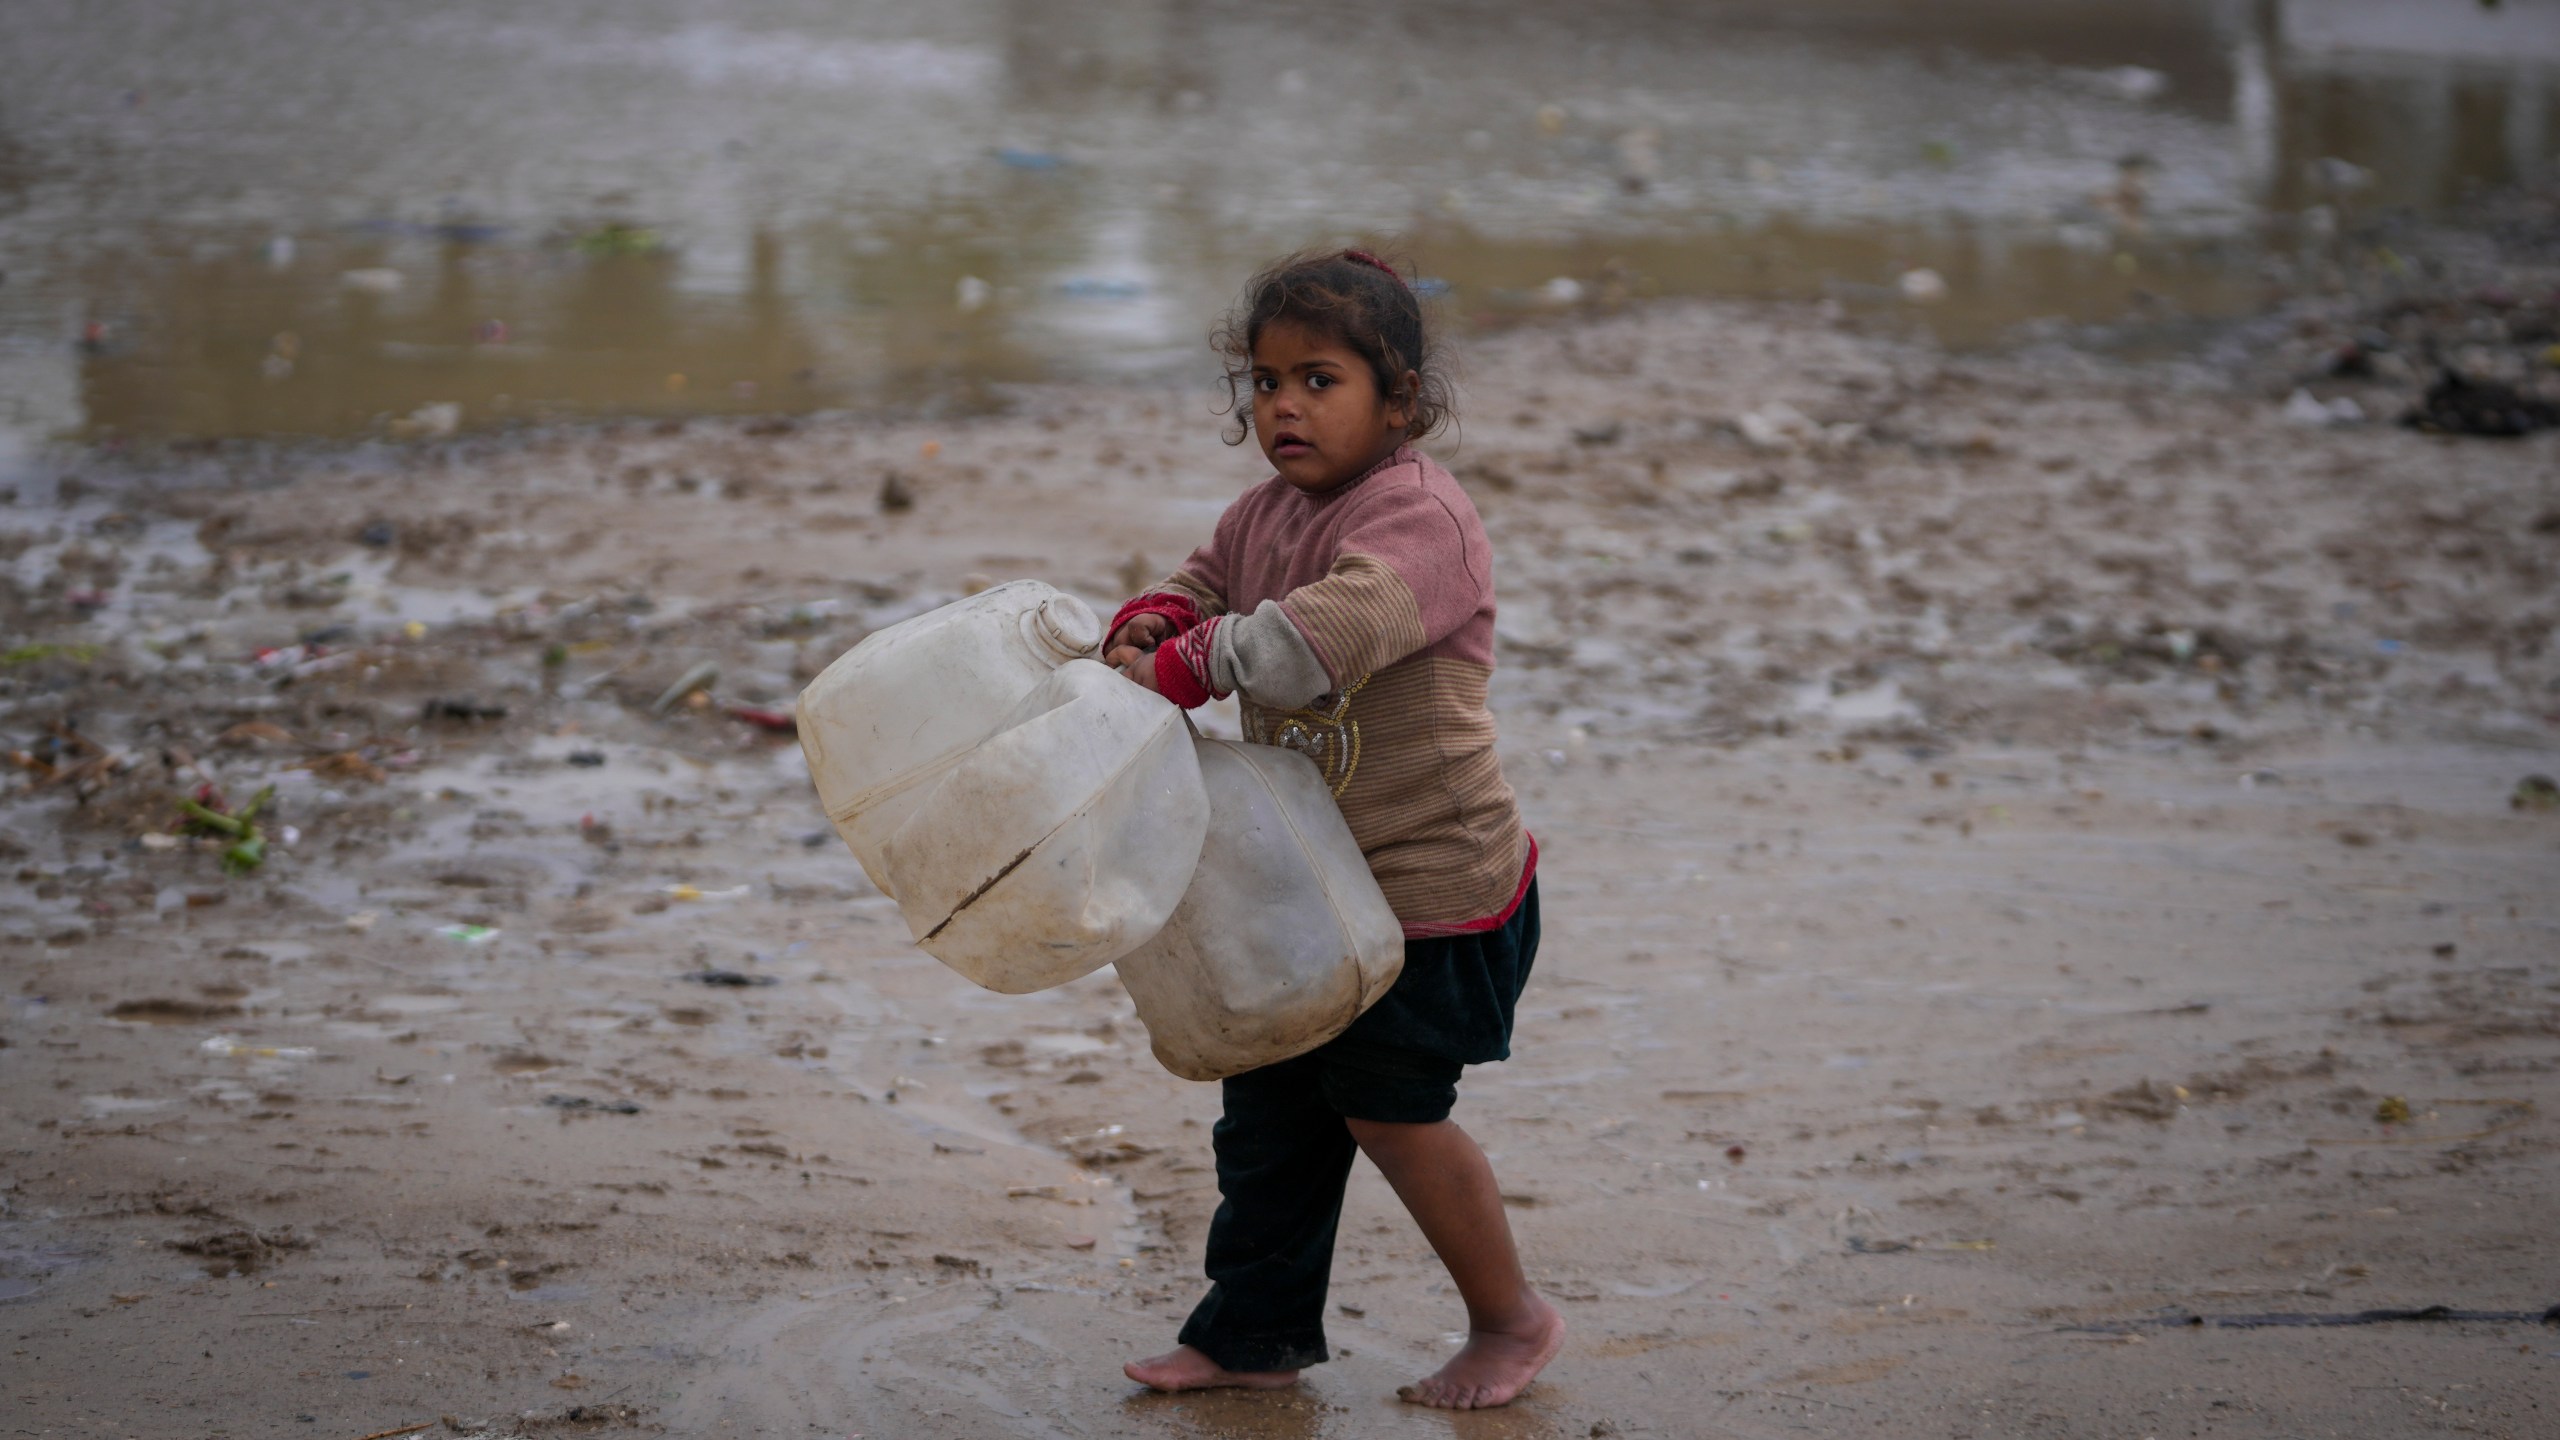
[{"x1": 0, "y1": 0, "x2": 2551, "y2": 441}]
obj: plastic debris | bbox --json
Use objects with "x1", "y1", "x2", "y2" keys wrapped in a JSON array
[
  {"x1": 567, "y1": 750, "x2": 607, "y2": 767},
  {"x1": 662, "y1": 884, "x2": 750, "y2": 902},
  {"x1": 878, "y1": 472, "x2": 915, "y2": 513},
  {"x1": 1056, "y1": 277, "x2": 1145, "y2": 300},
  {"x1": 1538, "y1": 276, "x2": 1586, "y2": 306},
  {"x1": 955, "y1": 276, "x2": 993, "y2": 313},
  {"x1": 2375, "y1": 1095, "x2": 2413, "y2": 1124},
  {"x1": 684, "y1": 969, "x2": 777, "y2": 987},
  {"x1": 543, "y1": 1094, "x2": 642, "y2": 1114},
  {"x1": 389, "y1": 402, "x2": 460, "y2": 439},
  {"x1": 436, "y1": 924, "x2": 501, "y2": 944},
  {"x1": 202, "y1": 1035, "x2": 318, "y2": 1060},
  {"x1": 2514, "y1": 775, "x2": 2560, "y2": 812},
  {"x1": 2404, "y1": 370, "x2": 2558, "y2": 437},
  {"x1": 340, "y1": 268, "x2": 404, "y2": 295},
  {"x1": 422, "y1": 697, "x2": 507, "y2": 722},
  {"x1": 652, "y1": 661, "x2": 720, "y2": 715},
  {"x1": 992, "y1": 147, "x2": 1067, "y2": 171},
  {"x1": 176, "y1": 783, "x2": 276, "y2": 874},
  {"x1": 725, "y1": 703, "x2": 796, "y2": 733},
  {"x1": 572, "y1": 222, "x2": 663, "y2": 257},
  {"x1": 2284, "y1": 388, "x2": 2363, "y2": 427},
  {"x1": 1897, "y1": 268, "x2": 1950, "y2": 303}
]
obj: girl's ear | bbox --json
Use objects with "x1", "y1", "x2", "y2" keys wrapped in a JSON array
[{"x1": 1387, "y1": 368, "x2": 1420, "y2": 430}]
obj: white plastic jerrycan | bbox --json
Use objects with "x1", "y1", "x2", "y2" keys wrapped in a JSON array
[
  {"x1": 1113, "y1": 739, "x2": 1405, "y2": 1081},
  {"x1": 879, "y1": 659, "x2": 1210, "y2": 994},
  {"x1": 797, "y1": 581, "x2": 1102, "y2": 898}
]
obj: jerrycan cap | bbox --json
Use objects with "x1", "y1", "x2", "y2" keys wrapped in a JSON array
[{"x1": 1027, "y1": 592, "x2": 1103, "y2": 663}]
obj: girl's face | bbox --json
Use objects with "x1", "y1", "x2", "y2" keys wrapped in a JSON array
[{"x1": 1250, "y1": 319, "x2": 1416, "y2": 493}]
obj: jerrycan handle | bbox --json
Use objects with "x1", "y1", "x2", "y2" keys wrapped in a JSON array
[{"x1": 1023, "y1": 593, "x2": 1103, "y2": 664}]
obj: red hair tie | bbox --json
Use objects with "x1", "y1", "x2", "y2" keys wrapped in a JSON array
[{"x1": 1342, "y1": 249, "x2": 1407, "y2": 289}]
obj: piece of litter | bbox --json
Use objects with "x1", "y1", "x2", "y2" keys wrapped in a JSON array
[
  {"x1": 437, "y1": 924, "x2": 500, "y2": 944},
  {"x1": 202, "y1": 1035, "x2": 318, "y2": 1060},
  {"x1": 653, "y1": 661, "x2": 721, "y2": 715},
  {"x1": 663, "y1": 884, "x2": 750, "y2": 902},
  {"x1": 684, "y1": 970, "x2": 777, "y2": 988},
  {"x1": 543, "y1": 1094, "x2": 642, "y2": 1115}
]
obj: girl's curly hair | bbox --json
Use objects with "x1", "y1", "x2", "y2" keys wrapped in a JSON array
[{"x1": 1210, "y1": 247, "x2": 1455, "y2": 447}]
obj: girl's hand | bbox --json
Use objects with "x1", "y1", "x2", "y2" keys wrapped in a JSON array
[
  {"x1": 1115, "y1": 647, "x2": 1163, "y2": 694},
  {"x1": 1106, "y1": 613, "x2": 1174, "y2": 657}
]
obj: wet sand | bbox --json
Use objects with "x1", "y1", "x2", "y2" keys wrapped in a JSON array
[{"x1": 3, "y1": 298, "x2": 2558, "y2": 1438}]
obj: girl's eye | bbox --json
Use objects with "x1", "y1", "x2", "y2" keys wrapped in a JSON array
[
  {"x1": 1254, "y1": 376, "x2": 1277, "y2": 393},
  {"x1": 1308, "y1": 373, "x2": 1331, "y2": 390}
]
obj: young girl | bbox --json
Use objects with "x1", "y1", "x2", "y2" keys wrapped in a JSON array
[{"x1": 1107, "y1": 250, "x2": 1561, "y2": 1410}]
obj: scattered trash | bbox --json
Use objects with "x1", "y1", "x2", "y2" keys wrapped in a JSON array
[
  {"x1": 2283, "y1": 388, "x2": 2364, "y2": 427},
  {"x1": 572, "y1": 222, "x2": 664, "y2": 257},
  {"x1": 1572, "y1": 421, "x2": 1624, "y2": 446},
  {"x1": 436, "y1": 924, "x2": 501, "y2": 944},
  {"x1": 2404, "y1": 370, "x2": 2559, "y2": 437},
  {"x1": 992, "y1": 147, "x2": 1067, "y2": 171},
  {"x1": 685, "y1": 970, "x2": 777, "y2": 987},
  {"x1": 2375, "y1": 1095, "x2": 2413, "y2": 1125},
  {"x1": 878, "y1": 471, "x2": 915, "y2": 513},
  {"x1": 2073, "y1": 65, "x2": 2169, "y2": 102},
  {"x1": 1538, "y1": 276, "x2": 1586, "y2": 306},
  {"x1": 955, "y1": 275, "x2": 993, "y2": 313},
  {"x1": 1897, "y1": 268, "x2": 1950, "y2": 304},
  {"x1": 422, "y1": 697, "x2": 507, "y2": 722},
  {"x1": 543, "y1": 1094, "x2": 642, "y2": 1114},
  {"x1": 1614, "y1": 127, "x2": 1661, "y2": 190},
  {"x1": 340, "y1": 268, "x2": 404, "y2": 296},
  {"x1": 725, "y1": 703, "x2": 796, "y2": 733},
  {"x1": 663, "y1": 884, "x2": 750, "y2": 901},
  {"x1": 1725, "y1": 1144, "x2": 1747, "y2": 1163},
  {"x1": 345, "y1": 912, "x2": 379, "y2": 932},
  {"x1": 2305, "y1": 156, "x2": 2375, "y2": 195},
  {"x1": 1535, "y1": 103, "x2": 1566, "y2": 135},
  {"x1": 388, "y1": 402, "x2": 461, "y2": 440},
  {"x1": 2514, "y1": 775, "x2": 2560, "y2": 812},
  {"x1": 1736, "y1": 401, "x2": 1815, "y2": 453},
  {"x1": 567, "y1": 750, "x2": 607, "y2": 767},
  {"x1": 176, "y1": 783, "x2": 276, "y2": 874},
  {"x1": 1056, "y1": 277, "x2": 1145, "y2": 300},
  {"x1": 202, "y1": 1035, "x2": 318, "y2": 1060},
  {"x1": 651, "y1": 662, "x2": 720, "y2": 715}
]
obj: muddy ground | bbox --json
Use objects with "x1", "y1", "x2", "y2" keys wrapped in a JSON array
[{"x1": 3, "y1": 291, "x2": 2558, "y2": 1439}]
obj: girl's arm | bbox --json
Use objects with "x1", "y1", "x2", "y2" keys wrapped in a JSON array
[{"x1": 1153, "y1": 481, "x2": 1487, "y2": 710}]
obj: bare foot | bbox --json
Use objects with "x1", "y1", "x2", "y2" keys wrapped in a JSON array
[
  {"x1": 1124, "y1": 1344, "x2": 1301, "y2": 1393},
  {"x1": 1397, "y1": 1296, "x2": 1565, "y2": 1409}
]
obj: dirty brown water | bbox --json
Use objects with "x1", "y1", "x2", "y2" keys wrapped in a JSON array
[{"x1": 5, "y1": 0, "x2": 2560, "y2": 450}]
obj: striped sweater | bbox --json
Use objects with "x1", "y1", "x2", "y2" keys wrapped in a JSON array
[{"x1": 1116, "y1": 444, "x2": 1533, "y2": 937}]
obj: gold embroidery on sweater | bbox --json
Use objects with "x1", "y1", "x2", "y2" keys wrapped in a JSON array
[{"x1": 1248, "y1": 674, "x2": 1371, "y2": 797}]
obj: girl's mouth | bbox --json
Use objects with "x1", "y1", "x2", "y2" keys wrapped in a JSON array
[{"x1": 1272, "y1": 434, "x2": 1312, "y2": 457}]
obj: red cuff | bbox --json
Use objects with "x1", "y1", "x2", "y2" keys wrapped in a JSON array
[
  {"x1": 1110, "y1": 592, "x2": 1204, "y2": 640},
  {"x1": 1153, "y1": 639, "x2": 1214, "y2": 709}
]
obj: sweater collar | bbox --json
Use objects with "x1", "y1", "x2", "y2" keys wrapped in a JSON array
[{"x1": 1291, "y1": 443, "x2": 1415, "y2": 503}]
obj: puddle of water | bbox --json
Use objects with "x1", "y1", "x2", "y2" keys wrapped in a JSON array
[{"x1": 3, "y1": 0, "x2": 2555, "y2": 443}]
